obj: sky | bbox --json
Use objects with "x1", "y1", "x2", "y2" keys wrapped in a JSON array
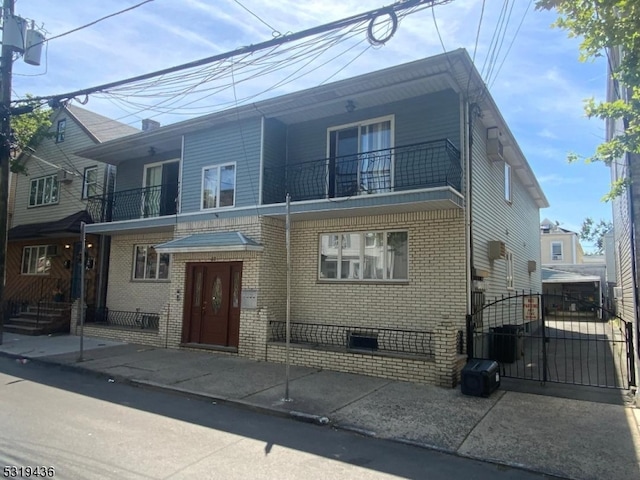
[{"x1": 9, "y1": 0, "x2": 612, "y2": 251}]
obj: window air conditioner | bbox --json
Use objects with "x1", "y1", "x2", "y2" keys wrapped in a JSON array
[
  {"x1": 488, "y1": 240, "x2": 506, "y2": 260},
  {"x1": 552, "y1": 255, "x2": 561, "y2": 260},
  {"x1": 614, "y1": 287, "x2": 622, "y2": 299},
  {"x1": 57, "y1": 170, "x2": 73, "y2": 184}
]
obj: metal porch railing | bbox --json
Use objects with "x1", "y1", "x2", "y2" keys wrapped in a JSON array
[{"x1": 263, "y1": 139, "x2": 461, "y2": 204}]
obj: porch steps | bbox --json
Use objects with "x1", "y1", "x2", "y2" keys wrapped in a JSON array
[{"x1": 3, "y1": 302, "x2": 72, "y2": 336}]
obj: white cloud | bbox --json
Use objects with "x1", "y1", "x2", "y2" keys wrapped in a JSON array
[{"x1": 537, "y1": 174, "x2": 584, "y2": 186}]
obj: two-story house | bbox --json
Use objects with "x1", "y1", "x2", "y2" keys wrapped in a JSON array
[
  {"x1": 540, "y1": 218, "x2": 584, "y2": 265},
  {"x1": 76, "y1": 49, "x2": 547, "y2": 387},
  {"x1": 4, "y1": 105, "x2": 138, "y2": 334}
]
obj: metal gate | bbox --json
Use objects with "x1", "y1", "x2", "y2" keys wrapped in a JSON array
[{"x1": 467, "y1": 291, "x2": 636, "y2": 389}]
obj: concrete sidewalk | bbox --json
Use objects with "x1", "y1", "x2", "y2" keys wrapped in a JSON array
[{"x1": 1, "y1": 332, "x2": 639, "y2": 480}]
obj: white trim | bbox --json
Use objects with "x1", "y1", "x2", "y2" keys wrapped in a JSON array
[
  {"x1": 178, "y1": 135, "x2": 185, "y2": 214},
  {"x1": 82, "y1": 165, "x2": 98, "y2": 199},
  {"x1": 142, "y1": 158, "x2": 180, "y2": 188},
  {"x1": 551, "y1": 241, "x2": 563, "y2": 261},
  {"x1": 200, "y1": 162, "x2": 237, "y2": 211},
  {"x1": 504, "y1": 162, "x2": 512, "y2": 204},
  {"x1": 28, "y1": 173, "x2": 60, "y2": 207},
  {"x1": 132, "y1": 244, "x2": 171, "y2": 281}
]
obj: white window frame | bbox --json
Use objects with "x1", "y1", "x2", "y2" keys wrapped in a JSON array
[
  {"x1": 82, "y1": 166, "x2": 98, "y2": 199},
  {"x1": 318, "y1": 230, "x2": 408, "y2": 282},
  {"x1": 551, "y1": 241, "x2": 563, "y2": 261},
  {"x1": 56, "y1": 118, "x2": 66, "y2": 143},
  {"x1": 21, "y1": 245, "x2": 53, "y2": 275},
  {"x1": 201, "y1": 162, "x2": 236, "y2": 210},
  {"x1": 28, "y1": 174, "x2": 59, "y2": 207},
  {"x1": 326, "y1": 115, "x2": 395, "y2": 196},
  {"x1": 504, "y1": 162, "x2": 512, "y2": 203},
  {"x1": 506, "y1": 250, "x2": 514, "y2": 290},
  {"x1": 132, "y1": 245, "x2": 170, "y2": 281}
]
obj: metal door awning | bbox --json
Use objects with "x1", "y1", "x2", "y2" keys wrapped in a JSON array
[{"x1": 154, "y1": 232, "x2": 263, "y2": 253}]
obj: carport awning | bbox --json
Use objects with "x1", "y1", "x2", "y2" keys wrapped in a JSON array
[
  {"x1": 154, "y1": 232, "x2": 263, "y2": 253},
  {"x1": 542, "y1": 268, "x2": 600, "y2": 284}
]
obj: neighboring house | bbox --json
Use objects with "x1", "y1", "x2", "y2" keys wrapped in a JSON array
[
  {"x1": 607, "y1": 45, "x2": 640, "y2": 354},
  {"x1": 77, "y1": 49, "x2": 547, "y2": 387},
  {"x1": 540, "y1": 218, "x2": 584, "y2": 265},
  {"x1": 4, "y1": 105, "x2": 138, "y2": 334}
]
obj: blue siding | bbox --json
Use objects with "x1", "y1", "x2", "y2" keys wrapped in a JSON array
[
  {"x1": 181, "y1": 118, "x2": 262, "y2": 212},
  {"x1": 115, "y1": 152, "x2": 180, "y2": 192},
  {"x1": 284, "y1": 90, "x2": 460, "y2": 164}
]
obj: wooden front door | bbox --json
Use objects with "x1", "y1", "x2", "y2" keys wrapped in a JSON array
[{"x1": 183, "y1": 262, "x2": 242, "y2": 347}]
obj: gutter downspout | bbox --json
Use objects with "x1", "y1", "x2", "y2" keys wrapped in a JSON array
[{"x1": 463, "y1": 96, "x2": 473, "y2": 318}]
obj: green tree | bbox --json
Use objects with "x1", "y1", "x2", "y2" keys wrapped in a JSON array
[
  {"x1": 535, "y1": 1, "x2": 640, "y2": 200},
  {"x1": 580, "y1": 217, "x2": 613, "y2": 254},
  {"x1": 9, "y1": 98, "x2": 52, "y2": 174}
]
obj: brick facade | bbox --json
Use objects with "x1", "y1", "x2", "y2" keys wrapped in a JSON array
[{"x1": 86, "y1": 209, "x2": 468, "y2": 386}]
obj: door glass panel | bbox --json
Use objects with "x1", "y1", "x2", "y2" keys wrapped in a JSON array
[
  {"x1": 363, "y1": 232, "x2": 384, "y2": 279},
  {"x1": 144, "y1": 165, "x2": 162, "y2": 217},
  {"x1": 232, "y1": 271, "x2": 240, "y2": 308},
  {"x1": 340, "y1": 233, "x2": 360, "y2": 279},
  {"x1": 212, "y1": 276, "x2": 222, "y2": 313},
  {"x1": 333, "y1": 128, "x2": 358, "y2": 197},
  {"x1": 360, "y1": 121, "x2": 391, "y2": 193},
  {"x1": 193, "y1": 270, "x2": 203, "y2": 307}
]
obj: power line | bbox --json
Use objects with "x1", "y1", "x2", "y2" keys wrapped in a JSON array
[
  {"x1": 13, "y1": 0, "x2": 448, "y2": 107},
  {"x1": 30, "y1": 1, "x2": 155, "y2": 48},
  {"x1": 231, "y1": 0, "x2": 280, "y2": 36}
]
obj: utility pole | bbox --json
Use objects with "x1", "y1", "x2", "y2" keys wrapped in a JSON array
[{"x1": 0, "y1": 0, "x2": 15, "y2": 345}]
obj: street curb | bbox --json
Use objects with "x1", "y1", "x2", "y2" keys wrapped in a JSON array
[{"x1": 0, "y1": 351, "x2": 573, "y2": 479}]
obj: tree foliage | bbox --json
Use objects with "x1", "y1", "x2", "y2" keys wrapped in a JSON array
[
  {"x1": 9, "y1": 98, "x2": 52, "y2": 174},
  {"x1": 536, "y1": 1, "x2": 640, "y2": 200},
  {"x1": 580, "y1": 217, "x2": 613, "y2": 254}
]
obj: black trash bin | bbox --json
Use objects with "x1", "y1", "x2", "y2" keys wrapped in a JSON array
[{"x1": 489, "y1": 324, "x2": 523, "y2": 363}]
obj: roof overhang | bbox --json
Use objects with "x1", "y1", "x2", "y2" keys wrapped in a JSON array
[{"x1": 154, "y1": 232, "x2": 263, "y2": 254}]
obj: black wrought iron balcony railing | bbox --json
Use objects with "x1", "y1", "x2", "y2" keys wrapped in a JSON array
[
  {"x1": 262, "y1": 139, "x2": 461, "y2": 204},
  {"x1": 87, "y1": 183, "x2": 178, "y2": 223}
]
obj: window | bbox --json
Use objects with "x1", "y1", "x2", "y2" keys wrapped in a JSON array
[
  {"x1": 319, "y1": 230, "x2": 408, "y2": 281},
  {"x1": 202, "y1": 163, "x2": 236, "y2": 209},
  {"x1": 83, "y1": 166, "x2": 98, "y2": 199},
  {"x1": 133, "y1": 245, "x2": 170, "y2": 280},
  {"x1": 56, "y1": 119, "x2": 66, "y2": 143},
  {"x1": 551, "y1": 241, "x2": 563, "y2": 261},
  {"x1": 328, "y1": 116, "x2": 394, "y2": 197},
  {"x1": 22, "y1": 245, "x2": 52, "y2": 275},
  {"x1": 29, "y1": 174, "x2": 59, "y2": 207},
  {"x1": 504, "y1": 162, "x2": 512, "y2": 203},
  {"x1": 506, "y1": 251, "x2": 514, "y2": 290}
]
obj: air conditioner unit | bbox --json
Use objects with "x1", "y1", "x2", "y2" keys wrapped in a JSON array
[
  {"x1": 488, "y1": 240, "x2": 506, "y2": 260},
  {"x1": 46, "y1": 245, "x2": 58, "y2": 257},
  {"x1": 614, "y1": 287, "x2": 622, "y2": 299},
  {"x1": 487, "y1": 137, "x2": 504, "y2": 162},
  {"x1": 57, "y1": 170, "x2": 73, "y2": 184},
  {"x1": 552, "y1": 255, "x2": 562, "y2": 261}
]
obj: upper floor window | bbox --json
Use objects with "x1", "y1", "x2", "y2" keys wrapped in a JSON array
[
  {"x1": 328, "y1": 116, "x2": 394, "y2": 196},
  {"x1": 551, "y1": 241, "x2": 563, "y2": 261},
  {"x1": 133, "y1": 245, "x2": 170, "y2": 281},
  {"x1": 83, "y1": 166, "x2": 98, "y2": 199},
  {"x1": 504, "y1": 162, "x2": 512, "y2": 203},
  {"x1": 29, "y1": 174, "x2": 59, "y2": 207},
  {"x1": 22, "y1": 245, "x2": 53, "y2": 275},
  {"x1": 56, "y1": 119, "x2": 66, "y2": 143},
  {"x1": 319, "y1": 230, "x2": 408, "y2": 281},
  {"x1": 202, "y1": 163, "x2": 236, "y2": 210}
]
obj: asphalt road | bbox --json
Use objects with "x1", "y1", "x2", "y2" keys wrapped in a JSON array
[{"x1": 0, "y1": 357, "x2": 551, "y2": 480}]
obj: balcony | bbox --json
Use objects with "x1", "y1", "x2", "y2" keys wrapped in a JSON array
[
  {"x1": 87, "y1": 184, "x2": 178, "y2": 223},
  {"x1": 263, "y1": 139, "x2": 461, "y2": 204}
]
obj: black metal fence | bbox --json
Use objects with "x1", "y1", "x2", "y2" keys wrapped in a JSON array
[
  {"x1": 268, "y1": 320, "x2": 434, "y2": 358},
  {"x1": 85, "y1": 306, "x2": 160, "y2": 331},
  {"x1": 467, "y1": 291, "x2": 635, "y2": 389},
  {"x1": 87, "y1": 184, "x2": 178, "y2": 223},
  {"x1": 262, "y1": 139, "x2": 461, "y2": 203}
]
